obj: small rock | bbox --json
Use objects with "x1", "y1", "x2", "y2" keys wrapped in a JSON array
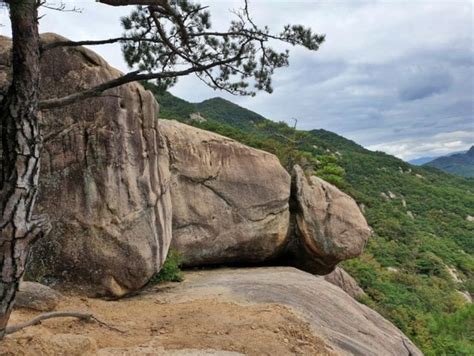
[
  {"x1": 323, "y1": 267, "x2": 365, "y2": 299},
  {"x1": 466, "y1": 215, "x2": 474, "y2": 222},
  {"x1": 189, "y1": 112, "x2": 207, "y2": 123},
  {"x1": 457, "y1": 291, "x2": 472, "y2": 303},
  {"x1": 446, "y1": 266, "x2": 462, "y2": 283},
  {"x1": 15, "y1": 281, "x2": 62, "y2": 311}
]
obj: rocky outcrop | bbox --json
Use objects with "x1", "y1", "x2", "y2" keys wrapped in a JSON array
[
  {"x1": 323, "y1": 267, "x2": 365, "y2": 299},
  {"x1": 161, "y1": 120, "x2": 291, "y2": 266},
  {"x1": 170, "y1": 268, "x2": 422, "y2": 356},
  {"x1": 0, "y1": 34, "x2": 173, "y2": 297},
  {"x1": 15, "y1": 282, "x2": 62, "y2": 312},
  {"x1": 3, "y1": 268, "x2": 421, "y2": 356},
  {"x1": 290, "y1": 165, "x2": 370, "y2": 273},
  {"x1": 1, "y1": 34, "x2": 370, "y2": 295}
]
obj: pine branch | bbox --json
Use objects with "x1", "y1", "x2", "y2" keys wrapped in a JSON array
[{"x1": 39, "y1": 49, "x2": 247, "y2": 110}]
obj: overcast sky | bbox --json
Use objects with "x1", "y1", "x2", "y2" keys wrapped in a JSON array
[{"x1": 0, "y1": 0, "x2": 472, "y2": 160}]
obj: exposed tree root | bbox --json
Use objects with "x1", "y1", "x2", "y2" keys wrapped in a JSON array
[{"x1": 5, "y1": 311, "x2": 126, "y2": 335}]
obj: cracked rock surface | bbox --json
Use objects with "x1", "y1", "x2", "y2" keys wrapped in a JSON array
[
  {"x1": 160, "y1": 120, "x2": 291, "y2": 266},
  {"x1": 0, "y1": 34, "x2": 173, "y2": 297}
]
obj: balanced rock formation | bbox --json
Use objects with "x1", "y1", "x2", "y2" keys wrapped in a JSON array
[
  {"x1": 1, "y1": 34, "x2": 370, "y2": 295},
  {"x1": 0, "y1": 34, "x2": 173, "y2": 297},
  {"x1": 289, "y1": 165, "x2": 370, "y2": 273},
  {"x1": 160, "y1": 120, "x2": 291, "y2": 266}
]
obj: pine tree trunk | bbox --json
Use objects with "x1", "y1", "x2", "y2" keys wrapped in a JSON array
[{"x1": 0, "y1": 0, "x2": 50, "y2": 338}]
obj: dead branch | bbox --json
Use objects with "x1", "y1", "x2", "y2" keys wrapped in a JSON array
[{"x1": 5, "y1": 311, "x2": 125, "y2": 335}]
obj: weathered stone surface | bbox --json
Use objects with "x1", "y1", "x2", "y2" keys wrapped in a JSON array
[
  {"x1": 15, "y1": 282, "x2": 62, "y2": 312},
  {"x1": 3, "y1": 268, "x2": 422, "y2": 355},
  {"x1": 323, "y1": 267, "x2": 365, "y2": 299},
  {"x1": 290, "y1": 165, "x2": 370, "y2": 273},
  {"x1": 0, "y1": 34, "x2": 173, "y2": 297},
  {"x1": 160, "y1": 120, "x2": 291, "y2": 266},
  {"x1": 159, "y1": 268, "x2": 422, "y2": 356}
]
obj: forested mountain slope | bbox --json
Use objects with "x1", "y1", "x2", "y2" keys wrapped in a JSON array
[
  {"x1": 149, "y1": 86, "x2": 474, "y2": 355},
  {"x1": 425, "y1": 146, "x2": 474, "y2": 178}
]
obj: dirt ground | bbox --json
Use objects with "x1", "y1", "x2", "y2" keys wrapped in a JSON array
[{"x1": 0, "y1": 282, "x2": 336, "y2": 356}]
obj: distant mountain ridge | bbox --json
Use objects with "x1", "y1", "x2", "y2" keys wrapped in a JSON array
[
  {"x1": 409, "y1": 149, "x2": 468, "y2": 166},
  {"x1": 144, "y1": 84, "x2": 266, "y2": 129},
  {"x1": 409, "y1": 156, "x2": 441, "y2": 165},
  {"x1": 424, "y1": 146, "x2": 474, "y2": 177}
]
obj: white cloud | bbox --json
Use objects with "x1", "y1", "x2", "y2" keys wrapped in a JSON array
[{"x1": 368, "y1": 130, "x2": 473, "y2": 160}]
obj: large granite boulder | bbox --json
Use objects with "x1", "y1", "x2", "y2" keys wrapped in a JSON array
[
  {"x1": 160, "y1": 120, "x2": 291, "y2": 266},
  {"x1": 289, "y1": 165, "x2": 370, "y2": 273},
  {"x1": 0, "y1": 34, "x2": 173, "y2": 297}
]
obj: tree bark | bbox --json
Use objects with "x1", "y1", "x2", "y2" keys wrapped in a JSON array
[{"x1": 0, "y1": 0, "x2": 50, "y2": 339}]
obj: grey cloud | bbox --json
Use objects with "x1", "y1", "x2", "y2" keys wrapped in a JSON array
[
  {"x1": 398, "y1": 68, "x2": 453, "y2": 101},
  {"x1": 0, "y1": 1, "x2": 472, "y2": 161}
]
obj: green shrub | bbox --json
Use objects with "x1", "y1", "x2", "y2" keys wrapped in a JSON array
[
  {"x1": 150, "y1": 249, "x2": 184, "y2": 283},
  {"x1": 415, "y1": 252, "x2": 447, "y2": 277}
]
